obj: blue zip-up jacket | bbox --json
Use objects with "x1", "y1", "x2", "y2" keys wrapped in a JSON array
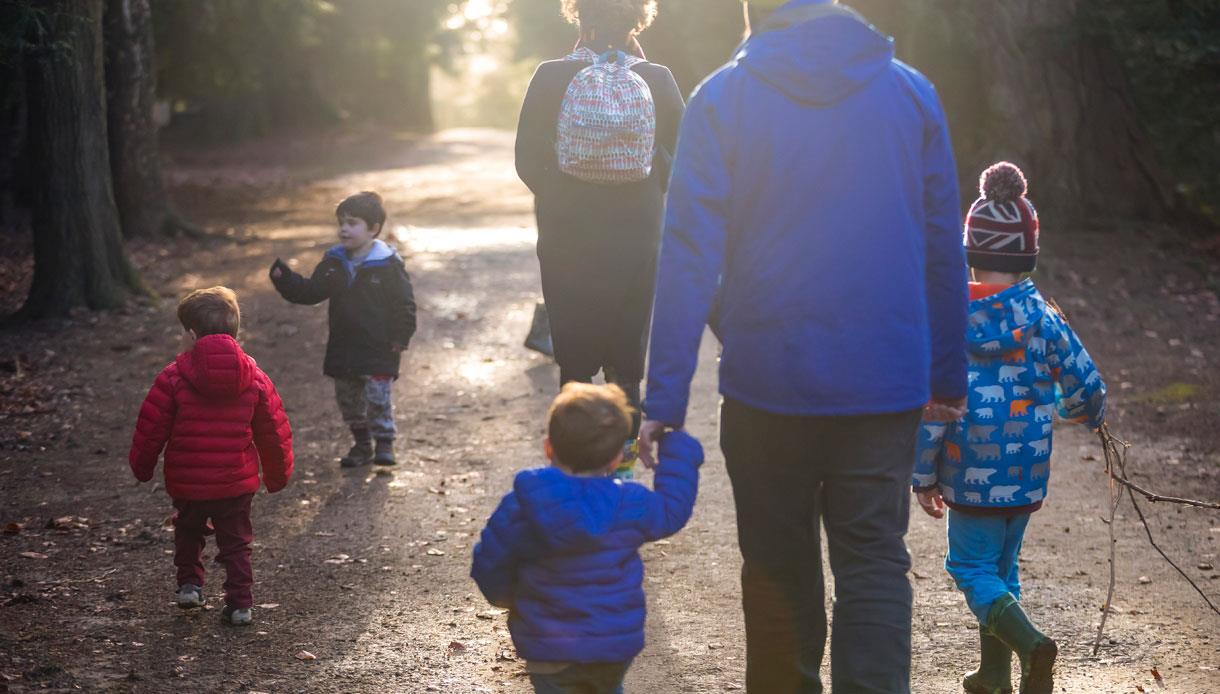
[
  {"x1": 913, "y1": 280, "x2": 1106, "y2": 513},
  {"x1": 643, "y1": 0, "x2": 968, "y2": 426},
  {"x1": 471, "y1": 432, "x2": 703, "y2": 664}
]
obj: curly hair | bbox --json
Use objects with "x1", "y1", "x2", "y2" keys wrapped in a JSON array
[{"x1": 561, "y1": 0, "x2": 658, "y2": 38}]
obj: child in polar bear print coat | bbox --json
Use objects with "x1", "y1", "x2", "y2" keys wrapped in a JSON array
[{"x1": 912, "y1": 163, "x2": 1106, "y2": 694}]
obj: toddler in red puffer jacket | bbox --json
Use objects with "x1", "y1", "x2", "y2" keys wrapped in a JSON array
[{"x1": 129, "y1": 286, "x2": 293, "y2": 626}]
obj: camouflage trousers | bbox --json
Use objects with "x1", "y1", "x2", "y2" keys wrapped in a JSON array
[{"x1": 333, "y1": 376, "x2": 396, "y2": 441}]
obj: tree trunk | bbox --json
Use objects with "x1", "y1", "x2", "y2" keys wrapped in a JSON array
[
  {"x1": 19, "y1": 0, "x2": 143, "y2": 319},
  {"x1": 853, "y1": 0, "x2": 1174, "y2": 222},
  {"x1": 104, "y1": 0, "x2": 175, "y2": 238}
]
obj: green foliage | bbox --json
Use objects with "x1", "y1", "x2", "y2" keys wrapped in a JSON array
[
  {"x1": 1083, "y1": 0, "x2": 1220, "y2": 224},
  {"x1": 150, "y1": 0, "x2": 452, "y2": 141},
  {"x1": 507, "y1": 0, "x2": 743, "y2": 94}
]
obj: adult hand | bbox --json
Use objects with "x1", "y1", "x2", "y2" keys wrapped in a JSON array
[
  {"x1": 923, "y1": 397, "x2": 966, "y2": 422},
  {"x1": 637, "y1": 419, "x2": 667, "y2": 469},
  {"x1": 915, "y1": 488, "x2": 945, "y2": 519}
]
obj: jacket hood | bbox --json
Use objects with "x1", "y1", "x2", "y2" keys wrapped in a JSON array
[
  {"x1": 176, "y1": 334, "x2": 255, "y2": 400},
  {"x1": 737, "y1": 0, "x2": 894, "y2": 106},
  {"x1": 513, "y1": 467, "x2": 626, "y2": 552},
  {"x1": 325, "y1": 239, "x2": 401, "y2": 284},
  {"x1": 967, "y1": 279, "x2": 1045, "y2": 357}
]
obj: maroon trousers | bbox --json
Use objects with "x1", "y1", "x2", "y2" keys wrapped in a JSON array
[{"x1": 172, "y1": 493, "x2": 255, "y2": 609}]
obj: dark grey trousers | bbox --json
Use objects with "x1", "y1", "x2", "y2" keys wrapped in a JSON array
[{"x1": 721, "y1": 398, "x2": 922, "y2": 694}]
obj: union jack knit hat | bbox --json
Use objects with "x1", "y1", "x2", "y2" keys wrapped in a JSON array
[{"x1": 965, "y1": 162, "x2": 1039, "y2": 273}]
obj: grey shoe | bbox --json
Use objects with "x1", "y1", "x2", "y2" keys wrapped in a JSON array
[
  {"x1": 222, "y1": 605, "x2": 253, "y2": 626},
  {"x1": 373, "y1": 438, "x2": 397, "y2": 466},
  {"x1": 176, "y1": 584, "x2": 204, "y2": 609}
]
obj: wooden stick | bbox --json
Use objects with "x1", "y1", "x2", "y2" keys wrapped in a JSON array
[{"x1": 1092, "y1": 431, "x2": 1124, "y2": 656}]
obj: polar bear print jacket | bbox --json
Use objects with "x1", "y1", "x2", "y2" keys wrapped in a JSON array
[{"x1": 912, "y1": 279, "x2": 1106, "y2": 513}]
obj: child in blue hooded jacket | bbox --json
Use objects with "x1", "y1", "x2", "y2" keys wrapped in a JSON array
[
  {"x1": 913, "y1": 163, "x2": 1106, "y2": 694},
  {"x1": 472, "y1": 383, "x2": 703, "y2": 693}
]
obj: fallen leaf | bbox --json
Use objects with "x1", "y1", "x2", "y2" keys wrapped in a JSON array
[
  {"x1": 477, "y1": 609, "x2": 507, "y2": 619},
  {"x1": 426, "y1": 548, "x2": 446, "y2": 556},
  {"x1": 295, "y1": 650, "x2": 316, "y2": 661},
  {"x1": 1199, "y1": 562, "x2": 1214, "y2": 571},
  {"x1": 19, "y1": 551, "x2": 48, "y2": 560},
  {"x1": 1138, "y1": 575, "x2": 1152, "y2": 585},
  {"x1": 3, "y1": 522, "x2": 22, "y2": 535},
  {"x1": 1152, "y1": 666, "x2": 1164, "y2": 685},
  {"x1": 256, "y1": 603, "x2": 280, "y2": 609},
  {"x1": 447, "y1": 641, "x2": 467, "y2": 655}
]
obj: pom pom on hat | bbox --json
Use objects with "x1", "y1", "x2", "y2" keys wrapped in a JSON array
[
  {"x1": 979, "y1": 161, "x2": 1028, "y2": 204},
  {"x1": 965, "y1": 161, "x2": 1039, "y2": 273}
]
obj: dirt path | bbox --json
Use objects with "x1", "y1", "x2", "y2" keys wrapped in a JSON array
[{"x1": 1, "y1": 129, "x2": 1217, "y2": 693}]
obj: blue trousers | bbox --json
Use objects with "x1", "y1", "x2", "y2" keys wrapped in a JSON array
[{"x1": 945, "y1": 510, "x2": 1031, "y2": 623}]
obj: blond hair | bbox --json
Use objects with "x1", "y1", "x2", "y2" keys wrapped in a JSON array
[{"x1": 177, "y1": 286, "x2": 241, "y2": 338}]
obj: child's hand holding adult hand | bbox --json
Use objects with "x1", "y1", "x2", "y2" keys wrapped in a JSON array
[
  {"x1": 269, "y1": 258, "x2": 288, "y2": 280},
  {"x1": 915, "y1": 488, "x2": 946, "y2": 519},
  {"x1": 923, "y1": 397, "x2": 966, "y2": 422},
  {"x1": 637, "y1": 420, "x2": 668, "y2": 469}
]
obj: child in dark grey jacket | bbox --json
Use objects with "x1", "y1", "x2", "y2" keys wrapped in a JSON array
[{"x1": 270, "y1": 191, "x2": 416, "y2": 467}]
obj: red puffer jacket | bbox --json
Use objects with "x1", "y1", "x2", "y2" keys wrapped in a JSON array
[{"x1": 129, "y1": 334, "x2": 293, "y2": 500}]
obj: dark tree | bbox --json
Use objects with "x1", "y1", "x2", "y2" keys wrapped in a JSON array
[
  {"x1": 853, "y1": 0, "x2": 1175, "y2": 221},
  {"x1": 20, "y1": 0, "x2": 144, "y2": 318},
  {"x1": 104, "y1": 0, "x2": 187, "y2": 237}
]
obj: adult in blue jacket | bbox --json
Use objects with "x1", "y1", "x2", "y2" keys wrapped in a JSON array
[{"x1": 637, "y1": 1, "x2": 969, "y2": 691}]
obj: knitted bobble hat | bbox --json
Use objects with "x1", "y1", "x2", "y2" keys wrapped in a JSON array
[{"x1": 964, "y1": 162, "x2": 1040, "y2": 273}]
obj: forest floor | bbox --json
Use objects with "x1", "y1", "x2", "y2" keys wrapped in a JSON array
[{"x1": 1, "y1": 129, "x2": 1218, "y2": 693}]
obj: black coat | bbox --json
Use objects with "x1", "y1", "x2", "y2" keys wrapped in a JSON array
[
  {"x1": 270, "y1": 244, "x2": 416, "y2": 379},
  {"x1": 515, "y1": 51, "x2": 685, "y2": 382}
]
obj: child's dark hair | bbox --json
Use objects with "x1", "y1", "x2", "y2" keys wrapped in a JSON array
[
  {"x1": 547, "y1": 383, "x2": 633, "y2": 473},
  {"x1": 177, "y1": 286, "x2": 241, "y2": 338},
  {"x1": 336, "y1": 191, "x2": 387, "y2": 232}
]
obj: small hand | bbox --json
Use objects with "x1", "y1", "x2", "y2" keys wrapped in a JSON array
[
  {"x1": 391, "y1": 344, "x2": 406, "y2": 353},
  {"x1": 915, "y1": 488, "x2": 946, "y2": 519},
  {"x1": 923, "y1": 397, "x2": 966, "y2": 422},
  {"x1": 637, "y1": 420, "x2": 667, "y2": 469},
  {"x1": 271, "y1": 266, "x2": 283, "y2": 279}
]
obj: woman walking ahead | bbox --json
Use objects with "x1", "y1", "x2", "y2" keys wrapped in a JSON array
[{"x1": 516, "y1": 0, "x2": 684, "y2": 478}]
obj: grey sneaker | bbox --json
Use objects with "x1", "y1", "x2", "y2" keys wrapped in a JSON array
[
  {"x1": 221, "y1": 605, "x2": 253, "y2": 626},
  {"x1": 176, "y1": 584, "x2": 204, "y2": 609}
]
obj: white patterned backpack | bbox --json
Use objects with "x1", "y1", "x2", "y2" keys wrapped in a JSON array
[{"x1": 556, "y1": 48, "x2": 656, "y2": 184}]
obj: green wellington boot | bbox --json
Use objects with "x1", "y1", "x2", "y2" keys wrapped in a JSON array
[
  {"x1": 986, "y1": 594, "x2": 1057, "y2": 694},
  {"x1": 962, "y1": 625, "x2": 1013, "y2": 694}
]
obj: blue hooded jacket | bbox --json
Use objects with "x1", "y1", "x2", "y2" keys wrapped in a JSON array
[
  {"x1": 470, "y1": 432, "x2": 703, "y2": 663},
  {"x1": 644, "y1": 0, "x2": 968, "y2": 426},
  {"x1": 912, "y1": 280, "x2": 1106, "y2": 512}
]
